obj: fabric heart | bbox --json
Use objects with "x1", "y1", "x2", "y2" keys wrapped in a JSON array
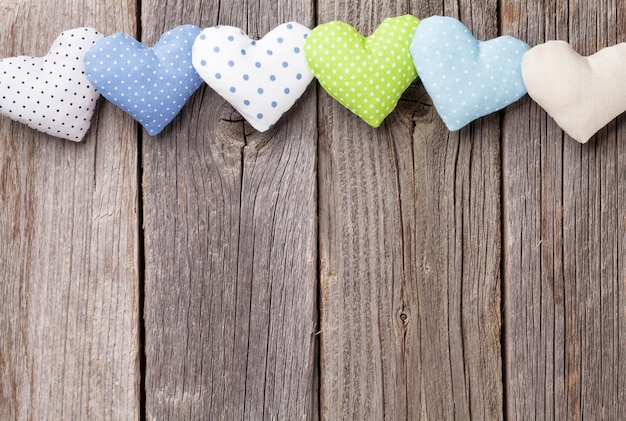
[
  {"x1": 522, "y1": 41, "x2": 626, "y2": 143},
  {"x1": 0, "y1": 28, "x2": 103, "y2": 142},
  {"x1": 84, "y1": 25, "x2": 204, "y2": 136},
  {"x1": 304, "y1": 15, "x2": 420, "y2": 128},
  {"x1": 411, "y1": 16, "x2": 529, "y2": 131},
  {"x1": 192, "y1": 22, "x2": 313, "y2": 132}
]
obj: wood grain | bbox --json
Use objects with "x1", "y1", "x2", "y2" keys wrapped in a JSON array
[
  {"x1": 0, "y1": 1, "x2": 139, "y2": 420},
  {"x1": 317, "y1": 1, "x2": 503, "y2": 419},
  {"x1": 140, "y1": 0, "x2": 318, "y2": 419},
  {"x1": 502, "y1": 1, "x2": 626, "y2": 419},
  {"x1": 1, "y1": 1, "x2": 624, "y2": 419}
]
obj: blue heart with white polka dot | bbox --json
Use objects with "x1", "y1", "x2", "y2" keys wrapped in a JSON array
[
  {"x1": 192, "y1": 22, "x2": 313, "y2": 132},
  {"x1": 84, "y1": 25, "x2": 204, "y2": 135},
  {"x1": 411, "y1": 16, "x2": 530, "y2": 131}
]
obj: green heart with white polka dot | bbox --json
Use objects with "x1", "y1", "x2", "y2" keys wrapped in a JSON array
[{"x1": 304, "y1": 15, "x2": 420, "y2": 127}]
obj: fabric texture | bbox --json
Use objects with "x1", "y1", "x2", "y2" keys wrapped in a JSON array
[
  {"x1": 304, "y1": 15, "x2": 420, "y2": 128},
  {"x1": 192, "y1": 23, "x2": 313, "y2": 132},
  {"x1": 84, "y1": 25, "x2": 204, "y2": 136},
  {"x1": 522, "y1": 40, "x2": 626, "y2": 143},
  {"x1": 411, "y1": 16, "x2": 529, "y2": 131},
  {"x1": 0, "y1": 28, "x2": 103, "y2": 142}
]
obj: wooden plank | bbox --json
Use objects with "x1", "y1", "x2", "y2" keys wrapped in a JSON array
[
  {"x1": 140, "y1": 0, "x2": 318, "y2": 419},
  {"x1": 0, "y1": 2, "x2": 139, "y2": 420},
  {"x1": 502, "y1": 0, "x2": 626, "y2": 419},
  {"x1": 317, "y1": 1, "x2": 503, "y2": 419}
]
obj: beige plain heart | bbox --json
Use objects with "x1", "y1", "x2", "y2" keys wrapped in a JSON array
[{"x1": 522, "y1": 40, "x2": 626, "y2": 143}]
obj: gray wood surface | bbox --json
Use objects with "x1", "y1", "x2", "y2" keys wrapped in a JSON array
[
  {"x1": 502, "y1": 1, "x2": 626, "y2": 420},
  {"x1": 317, "y1": 1, "x2": 503, "y2": 419},
  {"x1": 140, "y1": 0, "x2": 319, "y2": 419},
  {"x1": 0, "y1": 0, "x2": 625, "y2": 420},
  {"x1": 0, "y1": 1, "x2": 139, "y2": 420}
]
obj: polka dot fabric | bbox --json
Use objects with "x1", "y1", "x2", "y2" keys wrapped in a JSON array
[
  {"x1": 84, "y1": 25, "x2": 204, "y2": 136},
  {"x1": 192, "y1": 23, "x2": 313, "y2": 132},
  {"x1": 0, "y1": 28, "x2": 103, "y2": 142},
  {"x1": 411, "y1": 16, "x2": 529, "y2": 131},
  {"x1": 304, "y1": 15, "x2": 420, "y2": 128}
]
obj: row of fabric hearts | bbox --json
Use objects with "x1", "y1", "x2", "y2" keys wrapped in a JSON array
[{"x1": 0, "y1": 15, "x2": 619, "y2": 143}]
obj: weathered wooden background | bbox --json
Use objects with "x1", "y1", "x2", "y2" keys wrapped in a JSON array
[{"x1": 0, "y1": 0, "x2": 624, "y2": 419}]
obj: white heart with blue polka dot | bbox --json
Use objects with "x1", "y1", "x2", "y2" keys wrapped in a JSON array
[
  {"x1": 0, "y1": 28, "x2": 103, "y2": 142},
  {"x1": 192, "y1": 22, "x2": 313, "y2": 132}
]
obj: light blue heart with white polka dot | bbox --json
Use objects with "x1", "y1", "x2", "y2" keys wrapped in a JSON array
[
  {"x1": 192, "y1": 22, "x2": 313, "y2": 132},
  {"x1": 410, "y1": 16, "x2": 530, "y2": 131},
  {"x1": 84, "y1": 25, "x2": 204, "y2": 135}
]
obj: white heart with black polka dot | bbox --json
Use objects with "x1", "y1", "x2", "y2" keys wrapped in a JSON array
[
  {"x1": 0, "y1": 27, "x2": 103, "y2": 142},
  {"x1": 192, "y1": 22, "x2": 313, "y2": 132}
]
